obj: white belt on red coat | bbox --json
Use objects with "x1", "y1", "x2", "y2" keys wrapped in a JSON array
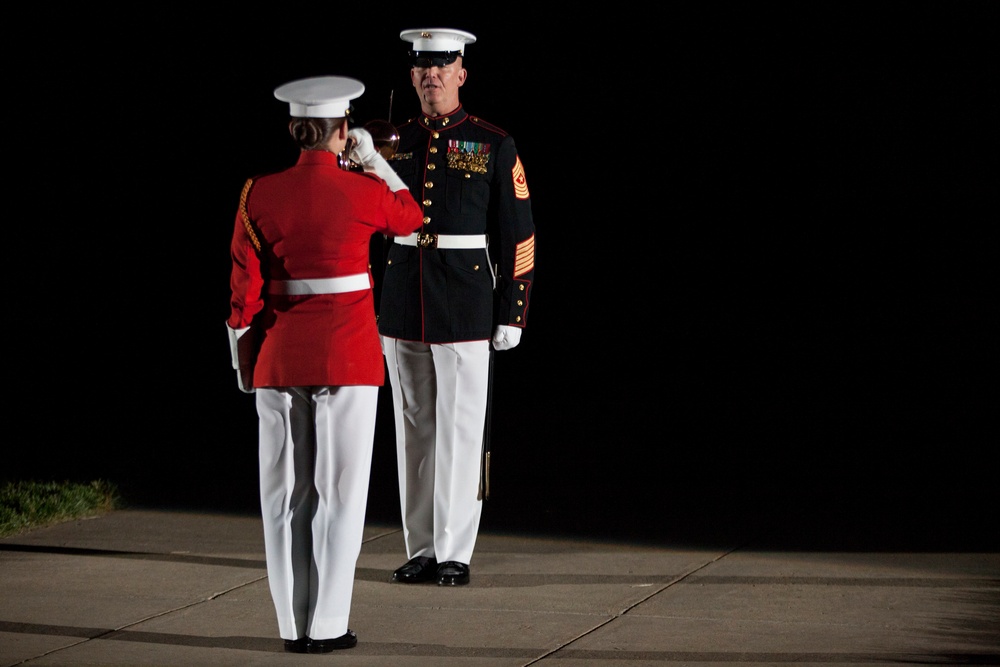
[
  {"x1": 394, "y1": 232, "x2": 488, "y2": 249},
  {"x1": 267, "y1": 272, "x2": 371, "y2": 295}
]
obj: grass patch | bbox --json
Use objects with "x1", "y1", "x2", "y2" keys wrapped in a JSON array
[{"x1": 0, "y1": 480, "x2": 122, "y2": 537}]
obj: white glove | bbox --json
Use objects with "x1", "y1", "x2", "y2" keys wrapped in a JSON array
[
  {"x1": 348, "y1": 128, "x2": 408, "y2": 192},
  {"x1": 227, "y1": 324, "x2": 255, "y2": 394},
  {"x1": 347, "y1": 128, "x2": 378, "y2": 166},
  {"x1": 491, "y1": 325, "x2": 522, "y2": 351}
]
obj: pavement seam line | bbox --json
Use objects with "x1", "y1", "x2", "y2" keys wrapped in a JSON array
[{"x1": 520, "y1": 546, "x2": 741, "y2": 666}]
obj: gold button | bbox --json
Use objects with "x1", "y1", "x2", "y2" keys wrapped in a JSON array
[
  {"x1": 428, "y1": 164, "x2": 436, "y2": 170},
  {"x1": 432, "y1": 132, "x2": 440, "y2": 139},
  {"x1": 518, "y1": 284, "x2": 525, "y2": 291},
  {"x1": 464, "y1": 173, "x2": 471, "y2": 179},
  {"x1": 425, "y1": 181, "x2": 433, "y2": 188},
  {"x1": 473, "y1": 265, "x2": 480, "y2": 271},
  {"x1": 441, "y1": 118, "x2": 449, "y2": 126},
  {"x1": 429, "y1": 146, "x2": 438, "y2": 154},
  {"x1": 517, "y1": 300, "x2": 523, "y2": 306},
  {"x1": 422, "y1": 217, "x2": 431, "y2": 224},
  {"x1": 515, "y1": 316, "x2": 521, "y2": 323},
  {"x1": 387, "y1": 259, "x2": 393, "y2": 265},
  {"x1": 423, "y1": 199, "x2": 432, "y2": 206}
]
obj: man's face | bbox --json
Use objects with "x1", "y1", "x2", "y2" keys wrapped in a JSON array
[{"x1": 410, "y1": 57, "x2": 466, "y2": 111}]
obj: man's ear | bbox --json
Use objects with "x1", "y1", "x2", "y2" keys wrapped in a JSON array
[{"x1": 457, "y1": 68, "x2": 467, "y2": 87}]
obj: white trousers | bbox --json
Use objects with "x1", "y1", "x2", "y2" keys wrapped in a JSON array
[
  {"x1": 382, "y1": 337, "x2": 490, "y2": 565},
  {"x1": 256, "y1": 385, "x2": 377, "y2": 641}
]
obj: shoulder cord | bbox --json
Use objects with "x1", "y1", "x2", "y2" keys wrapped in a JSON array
[{"x1": 239, "y1": 178, "x2": 262, "y2": 253}]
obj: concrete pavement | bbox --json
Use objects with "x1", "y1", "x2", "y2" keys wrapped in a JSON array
[{"x1": 1, "y1": 506, "x2": 998, "y2": 666}]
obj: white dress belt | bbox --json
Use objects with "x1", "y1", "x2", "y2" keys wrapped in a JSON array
[
  {"x1": 267, "y1": 272, "x2": 371, "y2": 295},
  {"x1": 394, "y1": 232, "x2": 488, "y2": 249}
]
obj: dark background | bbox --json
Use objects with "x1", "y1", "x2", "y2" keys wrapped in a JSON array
[{"x1": 9, "y1": 5, "x2": 997, "y2": 549}]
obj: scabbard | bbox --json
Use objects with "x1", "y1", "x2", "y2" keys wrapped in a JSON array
[{"x1": 478, "y1": 346, "x2": 495, "y2": 500}]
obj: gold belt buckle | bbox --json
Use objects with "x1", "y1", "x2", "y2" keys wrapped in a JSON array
[{"x1": 417, "y1": 231, "x2": 438, "y2": 248}]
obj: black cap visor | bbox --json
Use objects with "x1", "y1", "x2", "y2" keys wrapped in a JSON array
[{"x1": 410, "y1": 51, "x2": 461, "y2": 67}]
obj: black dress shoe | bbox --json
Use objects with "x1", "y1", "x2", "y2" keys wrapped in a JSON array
[
  {"x1": 436, "y1": 561, "x2": 470, "y2": 586},
  {"x1": 283, "y1": 638, "x2": 308, "y2": 653},
  {"x1": 392, "y1": 556, "x2": 438, "y2": 583},
  {"x1": 307, "y1": 630, "x2": 357, "y2": 653}
]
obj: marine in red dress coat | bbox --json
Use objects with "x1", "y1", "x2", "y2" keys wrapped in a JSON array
[
  {"x1": 228, "y1": 149, "x2": 423, "y2": 387},
  {"x1": 225, "y1": 80, "x2": 422, "y2": 650}
]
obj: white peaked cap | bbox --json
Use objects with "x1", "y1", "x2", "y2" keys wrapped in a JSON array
[
  {"x1": 400, "y1": 28, "x2": 477, "y2": 55},
  {"x1": 273, "y1": 76, "x2": 365, "y2": 118}
]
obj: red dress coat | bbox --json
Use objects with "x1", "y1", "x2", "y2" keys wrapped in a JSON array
[{"x1": 228, "y1": 150, "x2": 423, "y2": 387}]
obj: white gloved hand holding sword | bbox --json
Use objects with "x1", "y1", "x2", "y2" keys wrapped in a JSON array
[{"x1": 348, "y1": 128, "x2": 408, "y2": 192}]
